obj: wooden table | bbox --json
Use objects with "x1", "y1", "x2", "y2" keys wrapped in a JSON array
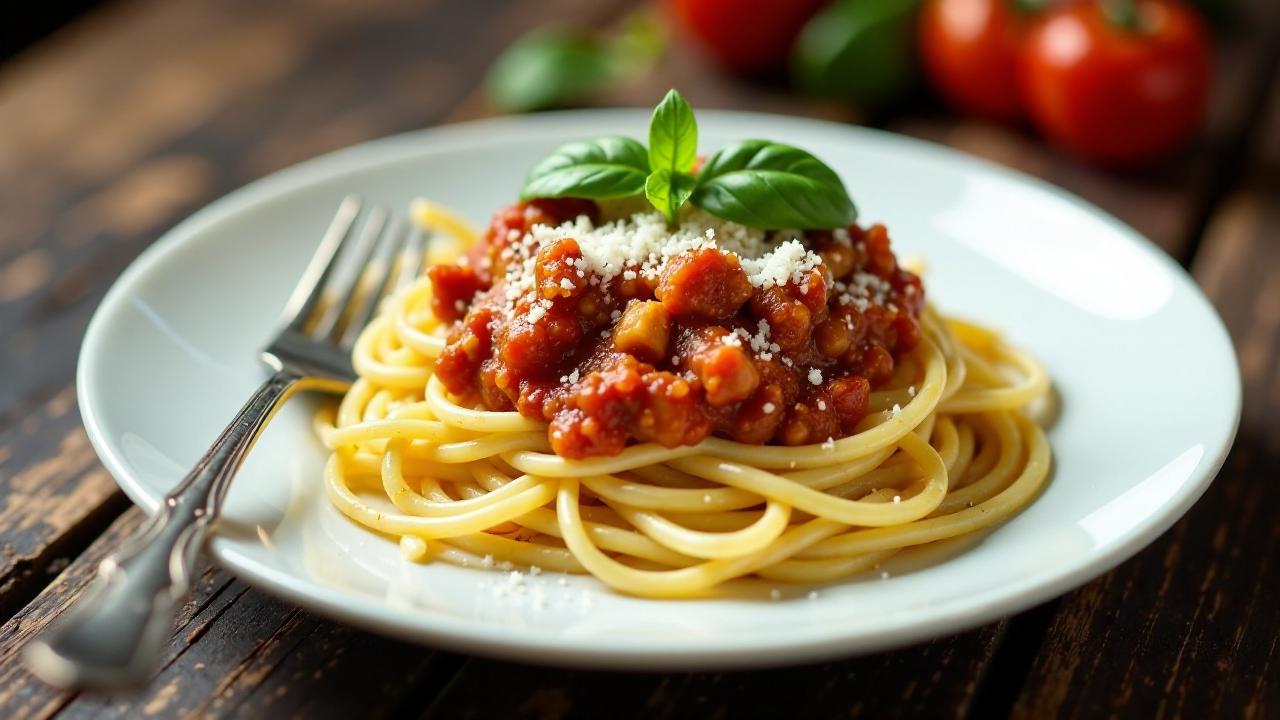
[{"x1": 1, "y1": 0, "x2": 1276, "y2": 716}]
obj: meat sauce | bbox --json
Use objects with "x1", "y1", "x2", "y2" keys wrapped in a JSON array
[{"x1": 430, "y1": 198, "x2": 924, "y2": 459}]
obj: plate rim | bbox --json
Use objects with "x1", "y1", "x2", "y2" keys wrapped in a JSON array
[{"x1": 76, "y1": 108, "x2": 1243, "y2": 669}]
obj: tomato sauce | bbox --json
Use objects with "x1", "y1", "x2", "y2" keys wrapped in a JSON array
[{"x1": 431, "y1": 199, "x2": 924, "y2": 459}]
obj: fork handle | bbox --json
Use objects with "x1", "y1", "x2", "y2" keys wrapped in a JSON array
[{"x1": 24, "y1": 369, "x2": 303, "y2": 690}]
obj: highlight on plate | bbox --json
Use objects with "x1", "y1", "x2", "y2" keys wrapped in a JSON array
[{"x1": 317, "y1": 90, "x2": 1053, "y2": 598}]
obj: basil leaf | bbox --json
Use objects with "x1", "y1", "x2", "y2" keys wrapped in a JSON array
[
  {"x1": 521, "y1": 136, "x2": 651, "y2": 200},
  {"x1": 649, "y1": 89, "x2": 698, "y2": 174},
  {"x1": 645, "y1": 169, "x2": 696, "y2": 225},
  {"x1": 487, "y1": 29, "x2": 616, "y2": 113},
  {"x1": 691, "y1": 140, "x2": 857, "y2": 229},
  {"x1": 791, "y1": 0, "x2": 919, "y2": 109}
]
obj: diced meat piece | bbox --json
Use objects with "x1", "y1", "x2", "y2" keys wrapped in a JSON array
[
  {"x1": 610, "y1": 271, "x2": 659, "y2": 302},
  {"x1": 514, "y1": 375, "x2": 577, "y2": 421},
  {"x1": 830, "y1": 306, "x2": 867, "y2": 348},
  {"x1": 829, "y1": 376, "x2": 870, "y2": 433},
  {"x1": 434, "y1": 303, "x2": 497, "y2": 399},
  {"x1": 679, "y1": 325, "x2": 760, "y2": 406},
  {"x1": 550, "y1": 358, "x2": 645, "y2": 458},
  {"x1": 633, "y1": 372, "x2": 712, "y2": 448},
  {"x1": 695, "y1": 344, "x2": 759, "y2": 406},
  {"x1": 656, "y1": 249, "x2": 752, "y2": 320},
  {"x1": 893, "y1": 269, "x2": 926, "y2": 315},
  {"x1": 575, "y1": 285, "x2": 612, "y2": 327},
  {"x1": 534, "y1": 237, "x2": 585, "y2": 300},
  {"x1": 861, "y1": 224, "x2": 898, "y2": 277},
  {"x1": 891, "y1": 315, "x2": 921, "y2": 354},
  {"x1": 755, "y1": 357, "x2": 800, "y2": 410},
  {"x1": 791, "y1": 267, "x2": 829, "y2": 317},
  {"x1": 478, "y1": 358, "x2": 516, "y2": 412},
  {"x1": 427, "y1": 264, "x2": 487, "y2": 323},
  {"x1": 480, "y1": 199, "x2": 600, "y2": 277},
  {"x1": 817, "y1": 235, "x2": 855, "y2": 280},
  {"x1": 498, "y1": 302, "x2": 582, "y2": 376},
  {"x1": 777, "y1": 387, "x2": 838, "y2": 446},
  {"x1": 550, "y1": 355, "x2": 710, "y2": 458},
  {"x1": 613, "y1": 300, "x2": 671, "y2": 362},
  {"x1": 858, "y1": 346, "x2": 894, "y2": 385},
  {"x1": 814, "y1": 316, "x2": 851, "y2": 358},
  {"x1": 725, "y1": 383, "x2": 786, "y2": 444},
  {"x1": 750, "y1": 286, "x2": 811, "y2": 353},
  {"x1": 526, "y1": 197, "x2": 600, "y2": 227},
  {"x1": 748, "y1": 271, "x2": 828, "y2": 353}
]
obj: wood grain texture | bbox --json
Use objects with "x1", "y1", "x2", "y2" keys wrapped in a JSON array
[
  {"x1": 0, "y1": 389, "x2": 128, "y2": 624},
  {"x1": 419, "y1": 626, "x2": 1004, "y2": 720},
  {"x1": 0, "y1": 508, "x2": 464, "y2": 719},
  {"x1": 1008, "y1": 80, "x2": 1280, "y2": 720}
]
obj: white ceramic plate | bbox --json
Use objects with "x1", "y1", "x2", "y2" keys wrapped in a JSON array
[{"x1": 78, "y1": 110, "x2": 1240, "y2": 669}]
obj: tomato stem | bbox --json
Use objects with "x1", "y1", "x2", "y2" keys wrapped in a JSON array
[
  {"x1": 1012, "y1": 0, "x2": 1054, "y2": 14},
  {"x1": 1101, "y1": 0, "x2": 1142, "y2": 32}
]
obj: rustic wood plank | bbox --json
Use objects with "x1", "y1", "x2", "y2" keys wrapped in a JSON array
[
  {"x1": 1008, "y1": 79, "x2": 1280, "y2": 720},
  {"x1": 418, "y1": 624, "x2": 1005, "y2": 720},
  {"x1": 0, "y1": 507, "x2": 464, "y2": 719},
  {"x1": 0, "y1": 389, "x2": 128, "y2": 624}
]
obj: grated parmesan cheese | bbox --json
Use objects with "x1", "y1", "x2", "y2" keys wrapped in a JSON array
[{"x1": 496, "y1": 210, "x2": 829, "y2": 337}]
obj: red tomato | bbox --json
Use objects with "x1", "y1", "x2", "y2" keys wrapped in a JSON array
[
  {"x1": 919, "y1": 0, "x2": 1031, "y2": 121},
  {"x1": 1020, "y1": 0, "x2": 1211, "y2": 165},
  {"x1": 666, "y1": 0, "x2": 829, "y2": 75}
]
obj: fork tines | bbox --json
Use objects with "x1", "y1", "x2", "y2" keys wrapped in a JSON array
[{"x1": 281, "y1": 196, "x2": 428, "y2": 350}]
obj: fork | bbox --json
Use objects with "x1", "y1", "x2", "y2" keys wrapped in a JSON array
[{"x1": 24, "y1": 196, "x2": 425, "y2": 691}]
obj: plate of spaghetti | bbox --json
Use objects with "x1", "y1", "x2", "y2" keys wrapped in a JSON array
[{"x1": 78, "y1": 94, "x2": 1240, "y2": 668}]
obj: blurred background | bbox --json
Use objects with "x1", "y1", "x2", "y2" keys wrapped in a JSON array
[
  {"x1": 2, "y1": 0, "x2": 1275, "y2": 412},
  {"x1": 4, "y1": 0, "x2": 1276, "y2": 255}
]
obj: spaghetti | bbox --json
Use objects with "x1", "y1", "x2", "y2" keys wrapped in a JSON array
[{"x1": 316, "y1": 200, "x2": 1053, "y2": 598}]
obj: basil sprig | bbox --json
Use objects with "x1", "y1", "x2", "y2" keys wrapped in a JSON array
[
  {"x1": 645, "y1": 169, "x2": 697, "y2": 224},
  {"x1": 692, "y1": 141, "x2": 857, "y2": 229},
  {"x1": 520, "y1": 89, "x2": 857, "y2": 229},
  {"x1": 645, "y1": 90, "x2": 699, "y2": 223},
  {"x1": 520, "y1": 136, "x2": 650, "y2": 200}
]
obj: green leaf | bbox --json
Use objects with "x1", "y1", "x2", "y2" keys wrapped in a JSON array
[
  {"x1": 645, "y1": 169, "x2": 697, "y2": 225},
  {"x1": 648, "y1": 89, "x2": 698, "y2": 174},
  {"x1": 611, "y1": 9, "x2": 668, "y2": 72},
  {"x1": 487, "y1": 28, "x2": 616, "y2": 113},
  {"x1": 521, "y1": 136, "x2": 651, "y2": 200},
  {"x1": 691, "y1": 140, "x2": 857, "y2": 229},
  {"x1": 791, "y1": 0, "x2": 920, "y2": 110}
]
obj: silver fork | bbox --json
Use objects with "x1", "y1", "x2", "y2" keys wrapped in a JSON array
[{"x1": 24, "y1": 196, "x2": 426, "y2": 691}]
